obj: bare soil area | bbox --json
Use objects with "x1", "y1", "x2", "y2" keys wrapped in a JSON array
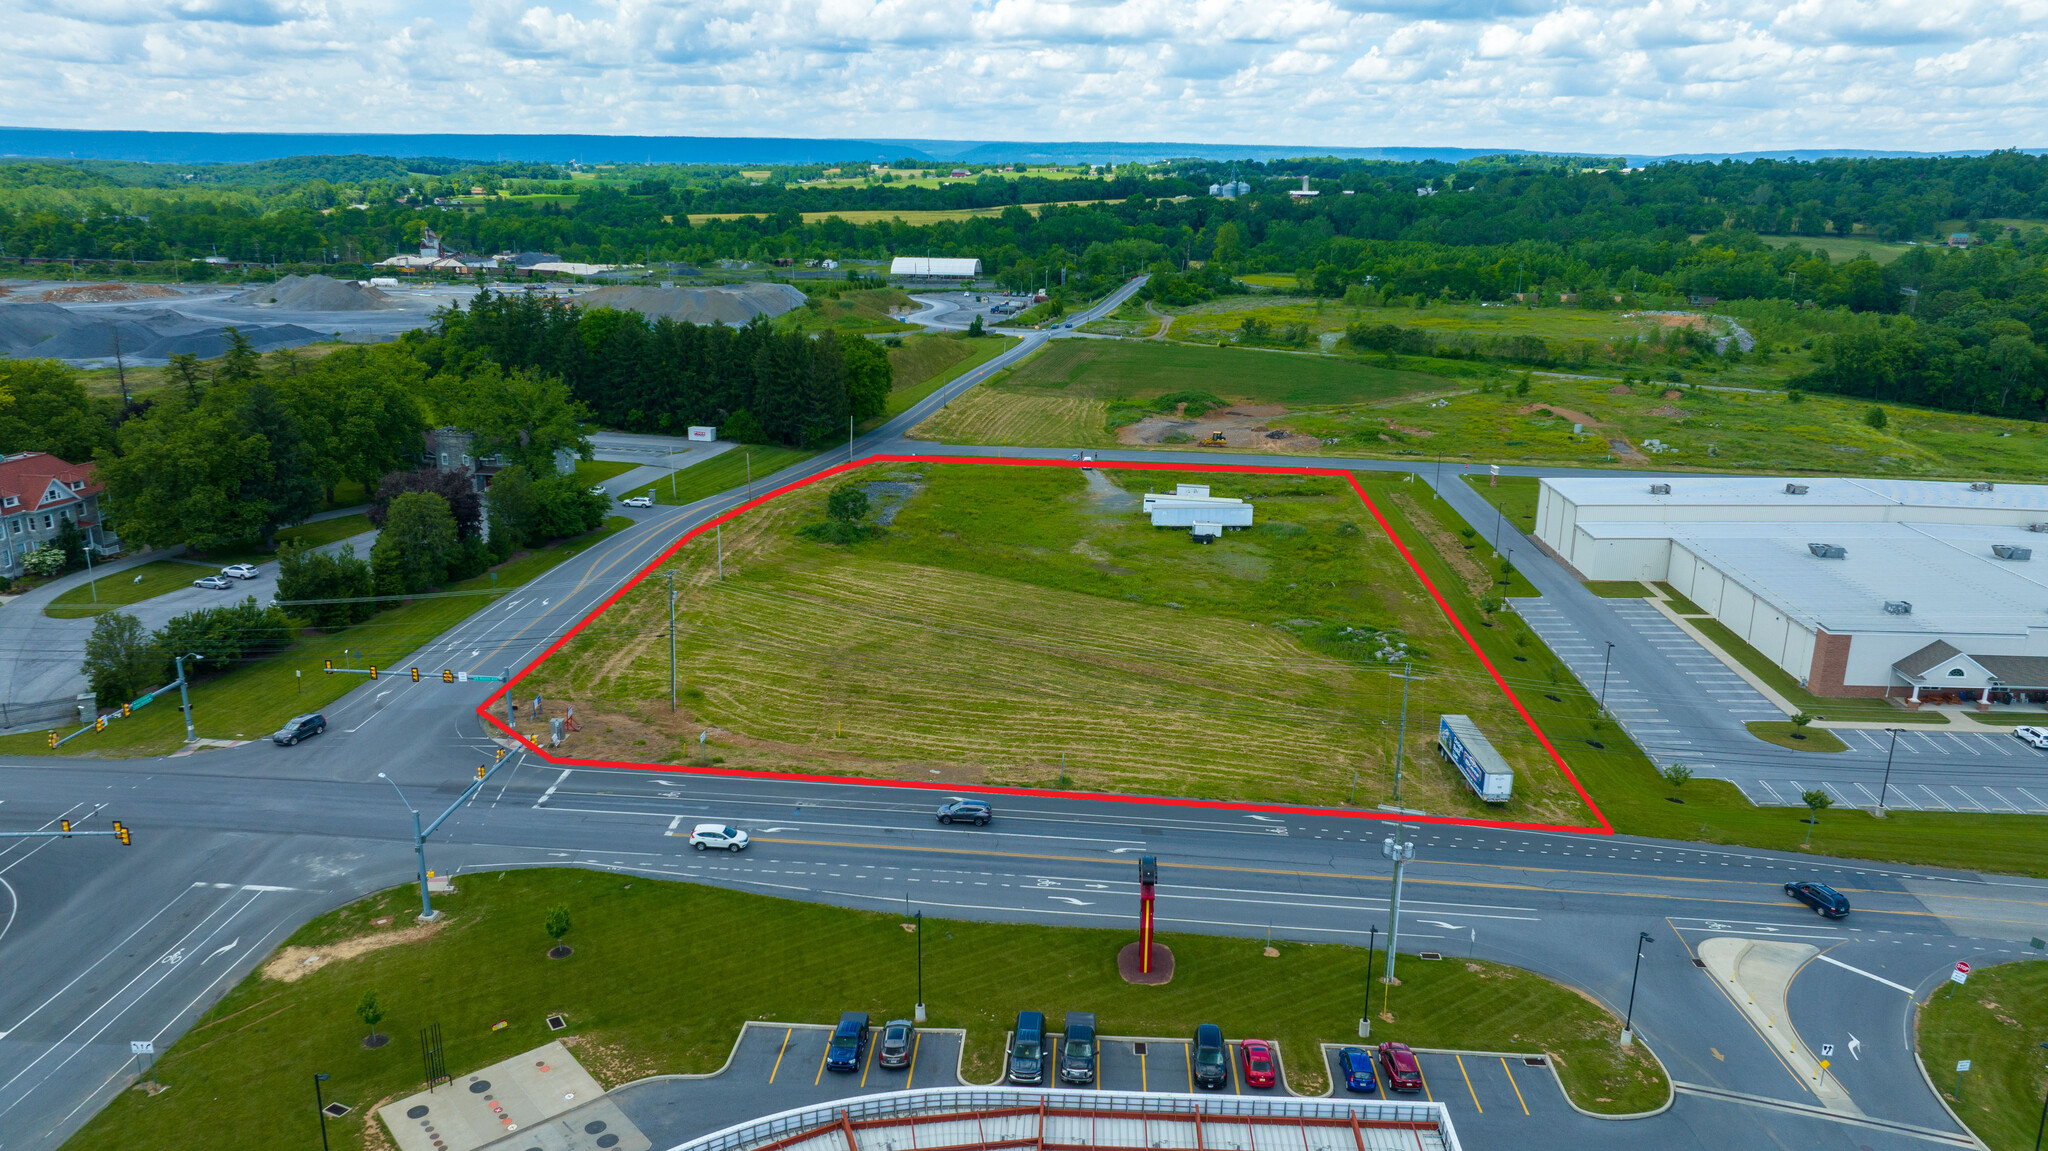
[
  {"x1": 1118, "y1": 405, "x2": 1327, "y2": 451},
  {"x1": 260, "y1": 920, "x2": 443, "y2": 982}
]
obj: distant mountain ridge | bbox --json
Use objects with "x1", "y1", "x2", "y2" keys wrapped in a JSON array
[{"x1": 0, "y1": 126, "x2": 2031, "y2": 168}]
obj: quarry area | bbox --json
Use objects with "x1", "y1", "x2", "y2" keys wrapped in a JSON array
[{"x1": 0, "y1": 275, "x2": 809, "y2": 365}]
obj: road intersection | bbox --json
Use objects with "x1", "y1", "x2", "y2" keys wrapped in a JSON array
[{"x1": 4, "y1": 285, "x2": 2044, "y2": 1150}]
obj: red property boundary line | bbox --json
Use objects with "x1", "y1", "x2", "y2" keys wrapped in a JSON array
[{"x1": 478, "y1": 454, "x2": 1614, "y2": 836}]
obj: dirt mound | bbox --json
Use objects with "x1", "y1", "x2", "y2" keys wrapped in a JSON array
[
  {"x1": 230, "y1": 274, "x2": 394, "y2": 311},
  {"x1": 1648, "y1": 404, "x2": 1690, "y2": 419},
  {"x1": 573, "y1": 282, "x2": 806, "y2": 325},
  {"x1": 261, "y1": 920, "x2": 443, "y2": 982},
  {"x1": 39, "y1": 282, "x2": 183, "y2": 303},
  {"x1": 1520, "y1": 402, "x2": 1602, "y2": 427}
]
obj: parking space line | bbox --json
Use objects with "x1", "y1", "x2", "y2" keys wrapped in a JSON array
[
  {"x1": 1184, "y1": 1041, "x2": 1193, "y2": 1093},
  {"x1": 1499, "y1": 1058, "x2": 1529, "y2": 1115},
  {"x1": 1455, "y1": 1055, "x2": 1482, "y2": 1112},
  {"x1": 1417, "y1": 1061, "x2": 1434, "y2": 1101},
  {"x1": 813, "y1": 1040, "x2": 829, "y2": 1086},
  {"x1": 860, "y1": 1027, "x2": 877, "y2": 1088},
  {"x1": 907, "y1": 1031, "x2": 921, "y2": 1088},
  {"x1": 769, "y1": 1027, "x2": 792, "y2": 1083},
  {"x1": 1229, "y1": 1041, "x2": 1241, "y2": 1092}
]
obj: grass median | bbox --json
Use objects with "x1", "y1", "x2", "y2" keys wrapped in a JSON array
[
  {"x1": 647, "y1": 445, "x2": 816, "y2": 507},
  {"x1": 59, "y1": 869, "x2": 1668, "y2": 1151},
  {"x1": 1918, "y1": 959, "x2": 2048, "y2": 1151},
  {"x1": 0, "y1": 518, "x2": 630, "y2": 758}
]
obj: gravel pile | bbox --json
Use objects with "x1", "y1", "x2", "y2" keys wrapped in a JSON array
[
  {"x1": 229, "y1": 274, "x2": 394, "y2": 311},
  {"x1": 38, "y1": 283, "x2": 185, "y2": 303},
  {"x1": 0, "y1": 300, "x2": 325, "y2": 362},
  {"x1": 572, "y1": 282, "x2": 806, "y2": 326}
]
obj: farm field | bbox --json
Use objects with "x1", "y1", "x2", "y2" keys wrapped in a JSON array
[
  {"x1": 518, "y1": 462, "x2": 1598, "y2": 823},
  {"x1": 690, "y1": 201, "x2": 1106, "y2": 226},
  {"x1": 1751, "y1": 235, "x2": 1912, "y2": 264},
  {"x1": 872, "y1": 333, "x2": 1018, "y2": 425},
  {"x1": 61, "y1": 871, "x2": 1664, "y2": 1151}
]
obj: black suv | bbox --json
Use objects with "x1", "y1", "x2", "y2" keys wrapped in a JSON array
[
  {"x1": 936, "y1": 798, "x2": 993, "y2": 826},
  {"x1": 272, "y1": 713, "x2": 326, "y2": 746},
  {"x1": 1785, "y1": 880, "x2": 1850, "y2": 918},
  {"x1": 825, "y1": 1012, "x2": 870, "y2": 1072},
  {"x1": 1192, "y1": 1023, "x2": 1228, "y2": 1089}
]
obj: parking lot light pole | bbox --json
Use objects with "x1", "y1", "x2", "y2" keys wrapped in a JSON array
[
  {"x1": 314, "y1": 1072, "x2": 332, "y2": 1151},
  {"x1": 1877, "y1": 727, "x2": 1903, "y2": 817},
  {"x1": 1359, "y1": 925, "x2": 1378, "y2": 1038},
  {"x1": 2033, "y1": 1041, "x2": 2048, "y2": 1151},
  {"x1": 1599, "y1": 642, "x2": 1615, "y2": 714},
  {"x1": 914, "y1": 909, "x2": 925, "y2": 1023},
  {"x1": 1621, "y1": 931, "x2": 1654, "y2": 1046}
]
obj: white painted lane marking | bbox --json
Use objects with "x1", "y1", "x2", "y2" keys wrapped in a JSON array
[{"x1": 1813, "y1": 953, "x2": 1914, "y2": 994}]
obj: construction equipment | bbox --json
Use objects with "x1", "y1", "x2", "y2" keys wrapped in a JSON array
[{"x1": 1202, "y1": 431, "x2": 1227, "y2": 446}]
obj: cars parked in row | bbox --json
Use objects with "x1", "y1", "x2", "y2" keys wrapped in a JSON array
[
  {"x1": 221, "y1": 563, "x2": 259, "y2": 580},
  {"x1": 1786, "y1": 879, "x2": 1851, "y2": 917},
  {"x1": 1239, "y1": 1039, "x2": 1277, "y2": 1088},
  {"x1": 1059, "y1": 1012, "x2": 1096, "y2": 1084},
  {"x1": 1337, "y1": 1046, "x2": 1377, "y2": 1092},
  {"x1": 824, "y1": 1012, "x2": 869, "y2": 1072},
  {"x1": 2014, "y1": 725, "x2": 2048, "y2": 749},
  {"x1": 1192, "y1": 1023, "x2": 1228, "y2": 1089},
  {"x1": 879, "y1": 1020, "x2": 915, "y2": 1068},
  {"x1": 192, "y1": 574, "x2": 233, "y2": 590},
  {"x1": 1007, "y1": 1010, "x2": 1045, "y2": 1084}
]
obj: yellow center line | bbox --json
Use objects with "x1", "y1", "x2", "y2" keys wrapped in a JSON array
[
  {"x1": 1499, "y1": 1058, "x2": 1529, "y2": 1115},
  {"x1": 769, "y1": 1026, "x2": 792, "y2": 1083},
  {"x1": 1455, "y1": 1055, "x2": 1482, "y2": 1112},
  {"x1": 472, "y1": 516, "x2": 680, "y2": 672}
]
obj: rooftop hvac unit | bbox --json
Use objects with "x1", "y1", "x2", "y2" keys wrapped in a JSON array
[
  {"x1": 1648, "y1": 483, "x2": 1671, "y2": 495},
  {"x1": 1884, "y1": 600, "x2": 1913, "y2": 615},
  {"x1": 2031, "y1": 523, "x2": 2048, "y2": 533},
  {"x1": 1808, "y1": 543, "x2": 1846, "y2": 559},
  {"x1": 1993, "y1": 544, "x2": 2033, "y2": 561},
  {"x1": 1970, "y1": 481, "x2": 1995, "y2": 492},
  {"x1": 1784, "y1": 483, "x2": 1809, "y2": 495}
]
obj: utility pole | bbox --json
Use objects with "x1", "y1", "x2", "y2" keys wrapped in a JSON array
[
  {"x1": 1389, "y1": 664, "x2": 1423, "y2": 805},
  {"x1": 1877, "y1": 727, "x2": 1902, "y2": 816},
  {"x1": 172, "y1": 653, "x2": 203, "y2": 742},
  {"x1": 1380, "y1": 834, "x2": 1415, "y2": 998},
  {"x1": 668, "y1": 570, "x2": 677, "y2": 712},
  {"x1": 1599, "y1": 641, "x2": 1615, "y2": 713},
  {"x1": 716, "y1": 523, "x2": 724, "y2": 580},
  {"x1": 1621, "y1": 931, "x2": 1654, "y2": 1045}
]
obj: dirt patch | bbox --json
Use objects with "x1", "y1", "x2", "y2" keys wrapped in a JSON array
[
  {"x1": 261, "y1": 920, "x2": 444, "y2": 982},
  {"x1": 1384, "y1": 421, "x2": 1436, "y2": 437},
  {"x1": 1519, "y1": 403, "x2": 1603, "y2": 427},
  {"x1": 1648, "y1": 404, "x2": 1690, "y2": 419},
  {"x1": 560, "y1": 1033, "x2": 665, "y2": 1089},
  {"x1": 1118, "y1": 406, "x2": 1324, "y2": 452},
  {"x1": 1391, "y1": 491, "x2": 1493, "y2": 601},
  {"x1": 1662, "y1": 390, "x2": 1683, "y2": 399},
  {"x1": 1607, "y1": 385, "x2": 1630, "y2": 396},
  {"x1": 37, "y1": 282, "x2": 184, "y2": 303},
  {"x1": 1645, "y1": 313, "x2": 1710, "y2": 330}
]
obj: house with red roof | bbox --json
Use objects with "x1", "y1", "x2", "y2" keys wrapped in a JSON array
[{"x1": 0, "y1": 452, "x2": 119, "y2": 579}]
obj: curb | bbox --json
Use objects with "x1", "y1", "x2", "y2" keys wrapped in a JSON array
[{"x1": 1406, "y1": 1045, "x2": 1675, "y2": 1121}]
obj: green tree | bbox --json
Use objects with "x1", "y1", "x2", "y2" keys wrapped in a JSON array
[
  {"x1": 98, "y1": 379, "x2": 320, "y2": 552},
  {"x1": 276, "y1": 540, "x2": 375, "y2": 629},
  {"x1": 53, "y1": 516, "x2": 86, "y2": 571},
  {"x1": 842, "y1": 334, "x2": 893, "y2": 422},
  {"x1": 274, "y1": 347, "x2": 430, "y2": 503},
  {"x1": 457, "y1": 368, "x2": 592, "y2": 476},
  {"x1": 0, "y1": 360, "x2": 114, "y2": 462},
  {"x1": 82, "y1": 611, "x2": 159, "y2": 703},
  {"x1": 165, "y1": 353, "x2": 205, "y2": 400},
  {"x1": 545, "y1": 904, "x2": 572, "y2": 950},
  {"x1": 1801, "y1": 788, "x2": 1833, "y2": 845},
  {"x1": 1661, "y1": 763, "x2": 1693, "y2": 797},
  {"x1": 215, "y1": 327, "x2": 262, "y2": 384},
  {"x1": 356, "y1": 990, "x2": 385, "y2": 1044},
  {"x1": 1864, "y1": 406, "x2": 1888, "y2": 430},
  {"x1": 827, "y1": 484, "x2": 870, "y2": 523},
  {"x1": 966, "y1": 313, "x2": 984, "y2": 337},
  {"x1": 236, "y1": 383, "x2": 322, "y2": 545},
  {"x1": 370, "y1": 492, "x2": 458, "y2": 594}
]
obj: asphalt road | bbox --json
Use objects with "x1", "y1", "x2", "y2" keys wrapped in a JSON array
[{"x1": 2, "y1": 282, "x2": 2041, "y2": 1151}]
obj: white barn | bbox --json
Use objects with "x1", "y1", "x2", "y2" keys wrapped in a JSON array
[{"x1": 889, "y1": 256, "x2": 983, "y2": 278}]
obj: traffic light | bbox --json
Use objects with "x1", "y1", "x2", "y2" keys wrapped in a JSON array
[
  {"x1": 60, "y1": 819, "x2": 72, "y2": 838},
  {"x1": 122, "y1": 703, "x2": 132, "y2": 717},
  {"x1": 324, "y1": 659, "x2": 334, "y2": 671},
  {"x1": 48, "y1": 731, "x2": 57, "y2": 748},
  {"x1": 476, "y1": 764, "x2": 487, "y2": 780},
  {"x1": 411, "y1": 667, "x2": 421, "y2": 683},
  {"x1": 442, "y1": 669, "x2": 454, "y2": 684},
  {"x1": 495, "y1": 746, "x2": 508, "y2": 761},
  {"x1": 368, "y1": 665, "x2": 378, "y2": 680},
  {"x1": 95, "y1": 715, "x2": 106, "y2": 732},
  {"x1": 113, "y1": 820, "x2": 131, "y2": 846}
]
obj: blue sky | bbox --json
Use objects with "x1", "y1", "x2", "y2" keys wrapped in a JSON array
[{"x1": 11, "y1": 0, "x2": 2044, "y2": 153}]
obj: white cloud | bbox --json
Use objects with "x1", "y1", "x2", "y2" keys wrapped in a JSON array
[{"x1": 3, "y1": 0, "x2": 2044, "y2": 153}]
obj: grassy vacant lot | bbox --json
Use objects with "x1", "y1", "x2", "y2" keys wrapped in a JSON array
[
  {"x1": 870, "y1": 333, "x2": 1018, "y2": 426},
  {"x1": 62, "y1": 871, "x2": 1665, "y2": 1151},
  {"x1": 647, "y1": 446, "x2": 815, "y2": 507},
  {"x1": 1405, "y1": 489, "x2": 2048, "y2": 875},
  {"x1": 785, "y1": 287, "x2": 918, "y2": 334},
  {"x1": 44, "y1": 558, "x2": 218, "y2": 618},
  {"x1": 524, "y1": 463, "x2": 1595, "y2": 822},
  {"x1": 1754, "y1": 234, "x2": 1912, "y2": 264},
  {"x1": 0, "y1": 519, "x2": 629, "y2": 757},
  {"x1": 1918, "y1": 960, "x2": 2048, "y2": 1151}
]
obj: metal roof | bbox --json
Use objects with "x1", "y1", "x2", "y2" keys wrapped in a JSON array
[
  {"x1": 673, "y1": 1088, "x2": 1455, "y2": 1151},
  {"x1": 1576, "y1": 519, "x2": 2048, "y2": 636},
  {"x1": 1544, "y1": 475, "x2": 2048, "y2": 512},
  {"x1": 890, "y1": 257, "x2": 983, "y2": 277}
]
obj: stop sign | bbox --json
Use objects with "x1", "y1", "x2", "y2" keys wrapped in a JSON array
[{"x1": 1956, "y1": 961, "x2": 1972, "y2": 975}]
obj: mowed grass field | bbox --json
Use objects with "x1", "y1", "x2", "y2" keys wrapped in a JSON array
[
  {"x1": 519, "y1": 463, "x2": 1596, "y2": 823},
  {"x1": 63, "y1": 871, "x2": 1664, "y2": 1151},
  {"x1": 43, "y1": 557, "x2": 219, "y2": 618},
  {"x1": 1917, "y1": 960, "x2": 2048, "y2": 1151}
]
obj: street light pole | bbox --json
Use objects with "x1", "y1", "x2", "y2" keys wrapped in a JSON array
[
  {"x1": 172, "y1": 652, "x2": 203, "y2": 742},
  {"x1": 1389, "y1": 664, "x2": 1422, "y2": 805},
  {"x1": 379, "y1": 761, "x2": 505, "y2": 921},
  {"x1": 2033, "y1": 1041, "x2": 2048, "y2": 1151},
  {"x1": 914, "y1": 909, "x2": 925, "y2": 1023},
  {"x1": 314, "y1": 1072, "x2": 332, "y2": 1151},
  {"x1": 1622, "y1": 931, "x2": 1654, "y2": 1045},
  {"x1": 1877, "y1": 727, "x2": 1902, "y2": 817},
  {"x1": 668, "y1": 570, "x2": 677, "y2": 712},
  {"x1": 1381, "y1": 834, "x2": 1414, "y2": 994},
  {"x1": 1359, "y1": 924, "x2": 1378, "y2": 1038},
  {"x1": 1599, "y1": 642, "x2": 1615, "y2": 714}
]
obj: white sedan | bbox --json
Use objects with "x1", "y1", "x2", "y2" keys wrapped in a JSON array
[
  {"x1": 221, "y1": 563, "x2": 260, "y2": 580},
  {"x1": 2014, "y1": 725, "x2": 2048, "y2": 750},
  {"x1": 687, "y1": 824, "x2": 750, "y2": 852},
  {"x1": 620, "y1": 495, "x2": 655, "y2": 508}
]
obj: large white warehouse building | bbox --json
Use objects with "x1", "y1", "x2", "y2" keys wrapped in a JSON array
[{"x1": 1534, "y1": 476, "x2": 2048, "y2": 702}]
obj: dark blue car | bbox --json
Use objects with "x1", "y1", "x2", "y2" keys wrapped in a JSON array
[
  {"x1": 1338, "y1": 1046, "x2": 1378, "y2": 1093},
  {"x1": 825, "y1": 1012, "x2": 870, "y2": 1072}
]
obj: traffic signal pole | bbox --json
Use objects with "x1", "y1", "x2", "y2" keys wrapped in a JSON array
[{"x1": 378, "y1": 756, "x2": 507, "y2": 921}]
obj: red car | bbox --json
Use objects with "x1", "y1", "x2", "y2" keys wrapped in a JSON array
[
  {"x1": 1376, "y1": 1042, "x2": 1423, "y2": 1093},
  {"x1": 1239, "y1": 1039, "x2": 1277, "y2": 1088}
]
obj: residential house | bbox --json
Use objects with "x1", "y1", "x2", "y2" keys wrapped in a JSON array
[{"x1": 0, "y1": 452, "x2": 120, "y2": 579}]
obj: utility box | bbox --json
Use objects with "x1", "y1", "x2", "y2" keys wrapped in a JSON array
[
  {"x1": 1191, "y1": 522, "x2": 1223, "y2": 543},
  {"x1": 1438, "y1": 714, "x2": 1513, "y2": 803},
  {"x1": 687, "y1": 426, "x2": 717, "y2": 442},
  {"x1": 1648, "y1": 483, "x2": 1671, "y2": 495},
  {"x1": 1993, "y1": 544, "x2": 2032, "y2": 561},
  {"x1": 1808, "y1": 542, "x2": 1846, "y2": 559},
  {"x1": 1785, "y1": 483, "x2": 1810, "y2": 495},
  {"x1": 1884, "y1": 600, "x2": 1913, "y2": 615}
]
